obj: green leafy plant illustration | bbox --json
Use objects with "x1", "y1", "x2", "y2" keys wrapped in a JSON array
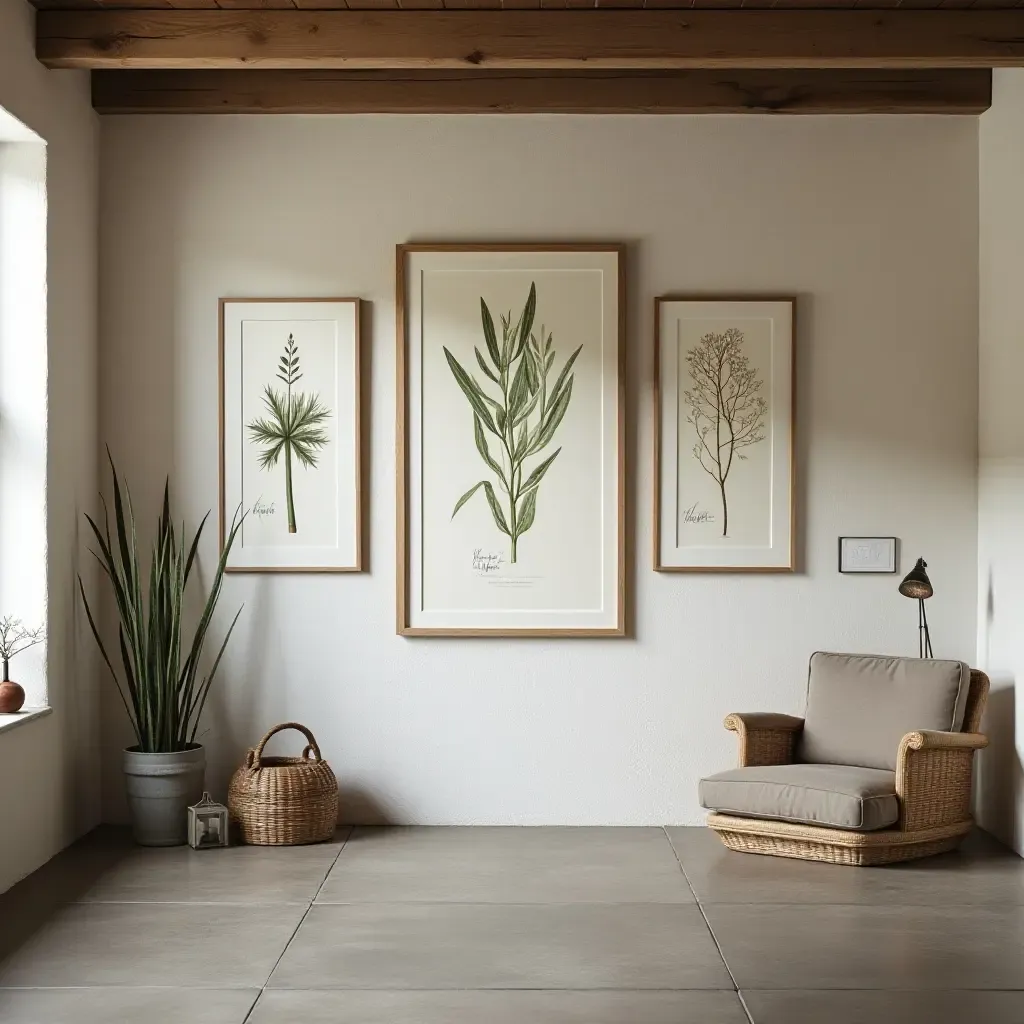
[
  {"x1": 444, "y1": 282, "x2": 581, "y2": 564},
  {"x1": 247, "y1": 334, "x2": 330, "y2": 535}
]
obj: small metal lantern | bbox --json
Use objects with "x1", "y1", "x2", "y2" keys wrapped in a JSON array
[{"x1": 188, "y1": 792, "x2": 230, "y2": 850}]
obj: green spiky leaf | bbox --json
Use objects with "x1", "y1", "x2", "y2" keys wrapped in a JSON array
[
  {"x1": 452, "y1": 480, "x2": 487, "y2": 519},
  {"x1": 444, "y1": 347, "x2": 499, "y2": 436},
  {"x1": 482, "y1": 481, "x2": 511, "y2": 536},
  {"x1": 511, "y1": 282, "x2": 537, "y2": 363},
  {"x1": 547, "y1": 344, "x2": 582, "y2": 410},
  {"x1": 520, "y1": 447, "x2": 561, "y2": 495},
  {"x1": 480, "y1": 298, "x2": 502, "y2": 369},
  {"x1": 531, "y1": 378, "x2": 574, "y2": 455},
  {"x1": 475, "y1": 347, "x2": 500, "y2": 385},
  {"x1": 507, "y1": 352, "x2": 531, "y2": 421},
  {"x1": 474, "y1": 415, "x2": 507, "y2": 488},
  {"x1": 517, "y1": 489, "x2": 538, "y2": 536}
]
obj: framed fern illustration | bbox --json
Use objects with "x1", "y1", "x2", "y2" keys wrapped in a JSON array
[
  {"x1": 654, "y1": 296, "x2": 795, "y2": 572},
  {"x1": 398, "y1": 244, "x2": 625, "y2": 636},
  {"x1": 220, "y1": 298, "x2": 363, "y2": 572}
]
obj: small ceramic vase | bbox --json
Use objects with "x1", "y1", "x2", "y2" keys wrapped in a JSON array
[
  {"x1": 0, "y1": 679, "x2": 25, "y2": 714},
  {"x1": 0, "y1": 655, "x2": 25, "y2": 713}
]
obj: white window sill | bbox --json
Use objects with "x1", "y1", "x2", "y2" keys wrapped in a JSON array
[{"x1": 0, "y1": 706, "x2": 51, "y2": 737}]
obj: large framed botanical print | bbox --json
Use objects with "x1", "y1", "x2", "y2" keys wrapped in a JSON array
[
  {"x1": 220, "y1": 297, "x2": 363, "y2": 572},
  {"x1": 398, "y1": 244, "x2": 625, "y2": 636},
  {"x1": 655, "y1": 296, "x2": 795, "y2": 572}
]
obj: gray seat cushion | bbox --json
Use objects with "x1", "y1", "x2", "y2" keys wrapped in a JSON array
[
  {"x1": 797, "y1": 652, "x2": 970, "y2": 771},
  {"x1": 699, "y1": 763, "x2": 899, "y2": 831}
]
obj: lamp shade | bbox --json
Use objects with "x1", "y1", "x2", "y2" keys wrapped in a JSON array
[{"x1": 899, "y1": 557, "x2": 933, "y2": 600}]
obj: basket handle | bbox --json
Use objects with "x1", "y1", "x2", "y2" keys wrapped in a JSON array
[{"x1": 249, "y1": 722, "x2": 323, "y2": 767}]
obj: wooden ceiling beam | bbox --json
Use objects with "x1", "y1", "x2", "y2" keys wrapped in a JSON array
[
  {"x1": 37, "y1": 9, "x2": 1024, "y2": 71},
  {"x1": 90, "y1": 68, "x2": 992, "y2": 114}
]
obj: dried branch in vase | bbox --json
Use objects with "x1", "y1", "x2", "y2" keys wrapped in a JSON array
[{"x1": 0, "y1": 616, "x2": 45, "y2": 683}]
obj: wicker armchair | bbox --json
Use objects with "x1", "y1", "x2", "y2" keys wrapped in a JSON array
[{"x1": 705, "y1": 665, "x2": 989, "y2": 866}]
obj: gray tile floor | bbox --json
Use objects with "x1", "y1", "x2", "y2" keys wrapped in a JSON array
[{"x1": 1, "y1": 826, "x2": 1023, "y2": 1023}]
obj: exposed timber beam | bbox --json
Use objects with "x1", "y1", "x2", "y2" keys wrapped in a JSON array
[
  {"x1": 37, "y1": 10, "x2": 1024, "y2": 71},
  {"x1": 90, "y1": 68, "x2": 992, "y2": 115}
]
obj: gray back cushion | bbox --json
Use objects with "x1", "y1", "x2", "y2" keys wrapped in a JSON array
[{"x1": 798, "y1": 652, "x2": 970, "y2": 771}]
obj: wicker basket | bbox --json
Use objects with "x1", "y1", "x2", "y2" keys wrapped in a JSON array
[{"x1": 228, "y1": 722, "x2": 338, "y2": 846}]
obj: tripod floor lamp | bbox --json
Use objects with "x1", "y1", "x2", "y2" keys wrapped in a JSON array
[{"x1": 899, "y1": 557, "x2": 933, "y2": 659}]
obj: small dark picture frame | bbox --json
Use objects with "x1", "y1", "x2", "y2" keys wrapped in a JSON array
[{"x1": 838, "y1": 537, "x2": 898, "y2": 574}]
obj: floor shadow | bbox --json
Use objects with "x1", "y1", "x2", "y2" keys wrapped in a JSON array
[
  {"x1": 337, "y1": 785, "x2": 394, "y2": 827},
  {"x1": 0, "y1": 826, "x2": 133, "y2": 960}
]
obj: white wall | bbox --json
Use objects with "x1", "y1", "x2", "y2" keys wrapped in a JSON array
[
  {"x1": 0, "y1": 0, "x2": 99, "y2": 891},
  {"x1": 99, "y1": 114, "x2": 978, "y2": 824},
  {"x1": 978, "y1": 69, "x2": 1024, "y2": 855}
]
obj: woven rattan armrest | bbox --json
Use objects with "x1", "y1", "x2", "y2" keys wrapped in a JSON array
[
  {"x1": 896, "y1": 729, "x2": 988, "y2": 832},
  {"x1": 900, "y1": 730, "x2": 988, "y2": 752},
  {"x1": 724, "y1": 713, "x2": 805, "y2": 732},
  {"x1": 723, "y1": 712, "x2": 804, "y2": 768}
]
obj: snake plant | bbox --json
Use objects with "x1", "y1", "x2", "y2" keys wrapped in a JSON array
[{"x1": 79, "y1": 454, "x2": 243, "y2": 753}]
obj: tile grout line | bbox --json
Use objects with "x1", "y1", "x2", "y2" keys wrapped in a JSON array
[
  {"x1": 69, "y1": 897, "x2": 1024, "y2": 908},
  {"x1": 661, "y1": 827, "x2": 755, "y2": 1024},
  {"x1": 9, "y1": 984, "x2": 1024, "y2": 993},
  {"x1": 0, "y1": 984, "x2": 800, "y2": 994},
  {"x1": 736, "y1": 989, "x2": 758, "y2": 1022},
  {"x1": 240, "y1": 827, "x2": 354, "y2": 1024}
]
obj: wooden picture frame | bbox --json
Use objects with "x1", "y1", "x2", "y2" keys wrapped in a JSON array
[
  {"x1": 654, "y1": 295, "x2": 796, "y2": 573},
  {"x1": 219, "y1": 297, "x2": 364, "y2": 573},
  {"x1": 397, "y1": 243, "x2": 626, "y2": 636}
]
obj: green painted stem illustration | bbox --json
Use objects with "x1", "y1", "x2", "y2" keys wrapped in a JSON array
[
  {"x1": 445, "y1": 282, "x2": 581, "y2": 565},
  {"x1": 283, "y1": 439, "x2": 296, "y2": 532},
  {"x1": 247, "y1": 334, "x2": 330, "y2": 535}
]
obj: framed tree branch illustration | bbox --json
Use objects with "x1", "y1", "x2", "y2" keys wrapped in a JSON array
[
  {"x1": 654, "y1": 297, "x2": 795, "y2": 572},
  {"x1": 398, "y1": 244, "x2": 625, "y2": 636},
  {"x1": 220, "y1": 298, "x2": 363, "y2": 572}
]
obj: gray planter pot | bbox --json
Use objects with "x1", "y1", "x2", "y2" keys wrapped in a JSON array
[{"x1": 123, "y1": 744, "x2": 206, "y2": 847}]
